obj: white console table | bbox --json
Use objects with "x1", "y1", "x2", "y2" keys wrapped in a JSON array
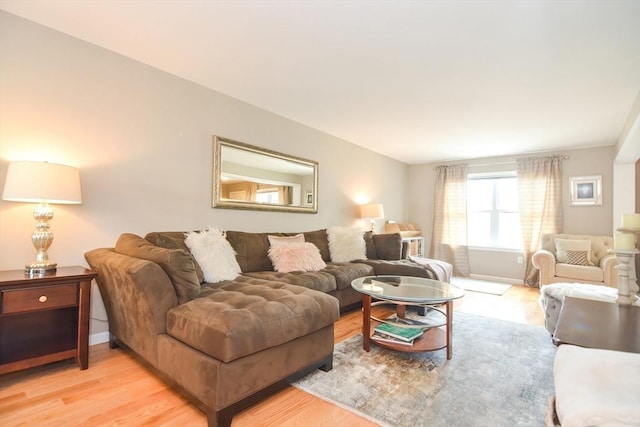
[{"x1": 402, "y1": 236, "x2": 425, "y2": 258}]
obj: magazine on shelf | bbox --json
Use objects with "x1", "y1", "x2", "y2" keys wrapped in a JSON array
[
  {"x1": 374, "y1": 323, "x2": 423, "y2": 342},
  {"x1": 388, "y1": 315, "x2": 432, "y2": 328},
  {"x1": 372, "y1": 331, "x2": 414, "y2": 346}
]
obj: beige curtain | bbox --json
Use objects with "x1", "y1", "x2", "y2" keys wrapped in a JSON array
[
  {"x1": 517, "y1": 156, "x2": 563, "y2": 286},
  {"x1": 247, "y1": 183, "x2": 257, "y2": 201},
  {"x1": 430, "y1": 164, "x2": 470, "y2": 276},
  {"x1": 278, "y1": 186, "x2": 292, "y2": 205}
]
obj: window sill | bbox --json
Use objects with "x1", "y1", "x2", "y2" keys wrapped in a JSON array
[{"x1": 468, "y1": 246, "x2": 523, "y2": 254}]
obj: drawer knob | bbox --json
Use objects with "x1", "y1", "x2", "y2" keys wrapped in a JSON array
[{"x1": 38, "y1": 295, "x2": 48, "y2": 303}]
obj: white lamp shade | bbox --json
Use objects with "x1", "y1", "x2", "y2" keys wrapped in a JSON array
[
  {"x1": 360, "y1": 203, "x2": 384, "y2": 219},
  {"x1": 2, "y1": 161, "x2": 82, "y2": 204}
]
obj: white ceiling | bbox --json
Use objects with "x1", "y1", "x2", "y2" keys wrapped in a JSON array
[{"x1": 1, "y1": 0, "x2": 639, "y2": 164}]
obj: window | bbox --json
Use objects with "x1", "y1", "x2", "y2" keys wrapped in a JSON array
[
  {"x1": 467, "y1": 172, "x2": 522, "y2": 249},
  {"x1": 255, "y1": 188, "x2": 279, "y2": 204}
]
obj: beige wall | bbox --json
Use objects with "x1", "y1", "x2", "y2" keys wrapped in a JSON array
[
  {"x1": 613, "y1": 89, "x2": 640, "y2": 228},
  {"x1": 408, "y1": 145, "x2": 619, "y2": 282},
  {"x1": 0, "y1": 12, "x2": 408, "y2": 338},
  {"x1": 1, "y1": 11, "x2": 635, "y2": 334}
]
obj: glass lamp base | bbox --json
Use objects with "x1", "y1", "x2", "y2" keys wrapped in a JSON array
[{"x1": 25, "y1": 262, "x2": 57, "y2": 276}]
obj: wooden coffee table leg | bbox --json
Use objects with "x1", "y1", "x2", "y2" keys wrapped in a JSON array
[
  {"x1": 396, "y1": 304, "x2": 407, "y2": 319},
  {"x1": 446, "y1": 300, "x2": 453, "y2": 360},
  {"x1": 362, "y1": 294, "x2": 372, "y2": 352}
]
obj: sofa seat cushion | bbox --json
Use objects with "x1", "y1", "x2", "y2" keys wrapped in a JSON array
[
  {"x1": 167, "y1": 279, "x2": 339, "y2": 363},
  {"x1": 240, "y1": 270, "x2": 337, "y2": 293},
  {"x1": 555, "y1": 263, "x2": 603, "y2": 283},
  {"x1": 323, "y1": 262, "x2": 374, "y2": 290}
]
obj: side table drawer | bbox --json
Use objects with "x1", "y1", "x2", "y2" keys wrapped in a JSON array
[{"x1": 1, "y1": 284, "x2": 78, "y2": 314}]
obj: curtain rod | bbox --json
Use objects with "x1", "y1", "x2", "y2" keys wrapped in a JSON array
[{"x1": 434, "y1": 155, "x2": 569, "y2": 170}]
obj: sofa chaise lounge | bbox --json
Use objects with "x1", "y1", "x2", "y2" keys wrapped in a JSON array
[{"x1": 85, "y1": 228, "x2": 438, "y2": 427}]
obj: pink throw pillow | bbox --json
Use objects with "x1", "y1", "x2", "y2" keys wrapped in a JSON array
[{"x1": 268, "y1": 242, "x2": 327, "y2": 273}]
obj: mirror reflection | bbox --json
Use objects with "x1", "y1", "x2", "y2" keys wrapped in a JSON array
[{"x1": 212, "y1": 136, "x2": 318, "y2": 213}]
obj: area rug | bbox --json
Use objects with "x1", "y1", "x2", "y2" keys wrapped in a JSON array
[
  {"x1": 293, "y1": 312, "x2": 556, "y2": 427},
  {"x1": 451, "y1": 276, "x2": 513, "y2": 295}
]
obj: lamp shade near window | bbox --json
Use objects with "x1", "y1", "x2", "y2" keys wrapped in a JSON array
[
  {"x1": 2, "y1": 161, "x2": 82, "y2": 274},
  {"x1": 360, "y1": 203, "x2": 384, "y2": 231}
]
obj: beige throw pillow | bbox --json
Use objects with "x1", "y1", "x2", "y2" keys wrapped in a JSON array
[
  {"x1": 555, "y1": 239, "x2": 594, "y2": 265},
  {"x1": 268, "y1": 234, "x2": 305, "y2": 246}
]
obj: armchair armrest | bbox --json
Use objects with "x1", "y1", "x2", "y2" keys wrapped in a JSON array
[
  {"x1": 532, "y1": 249, "x2": 556, "y2": 286},
  {"x1": 600, "y1": 254, "x2": 618, "y2": 287}
]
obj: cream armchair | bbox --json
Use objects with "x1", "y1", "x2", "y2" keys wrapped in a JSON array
[{"x1": 532, "y1": 233, "x2": 618, "y2": 287}]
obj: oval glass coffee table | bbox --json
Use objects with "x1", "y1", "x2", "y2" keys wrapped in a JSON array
[{"x1": 351, "y1": 276, "x2": 465, "y2": 359}]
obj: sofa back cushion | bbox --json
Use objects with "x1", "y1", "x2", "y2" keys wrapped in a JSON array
[
  {"x1": 225, "y1": 231, "x2": 275, "y2": 272},
  {"x1": 226, "y1": 229, "x2": 330, "y2": 273},
  {"x1": 364, "y1": 232, "x2": 403, "y2": 260},
  {"x1": 116, "y1": 233, "x2": 201, "y2": 304},
  {"x1": 300, "y1": 229, "x2": 331, "y2": 261},
  {"x1": 145, "y1": 231, "x2": 204, "y2": 283}
]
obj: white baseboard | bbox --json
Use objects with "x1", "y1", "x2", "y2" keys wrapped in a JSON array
[
  {"x1": 468, "y1": 273, "x2": 524, "y2": 285},
  {"x1": 89, "y1": 331, "x2": 110, "y2": 346}
]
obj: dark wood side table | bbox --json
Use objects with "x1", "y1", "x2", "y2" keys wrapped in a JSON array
[
  {"x1": 553, "y1": 296, "x2": 640, "y2": 353},
  {"x1": 0, "y1": 266, "x2": 97, "y2": 375}
]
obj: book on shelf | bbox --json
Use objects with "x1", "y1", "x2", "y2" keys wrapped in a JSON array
[
  {"x1": 387, "y1": 315, "x2": 431, "y2": 327},
  {"x1": 374, "y1": 323, "x2": 423, "y2": 342},
  {"x1": 371, "y1": 331, "x2": 414, "y2": 346}
]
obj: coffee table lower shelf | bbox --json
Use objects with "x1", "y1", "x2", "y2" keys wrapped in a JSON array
[
  {"x1": 367, "y1": 323, "x2": 447, "y2": 353},
  {"x1": 360, "y1": 294, "x2": 454, "y2": 359}
]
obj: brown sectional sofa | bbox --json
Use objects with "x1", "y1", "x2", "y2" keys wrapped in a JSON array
[{"x1": 85, "y1": 229, "x2": 437, "y2": 427}]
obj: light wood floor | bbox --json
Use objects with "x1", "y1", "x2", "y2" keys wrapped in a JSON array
[{"x1": 0, "y1": 285, "x2": 543, "y2": 426}]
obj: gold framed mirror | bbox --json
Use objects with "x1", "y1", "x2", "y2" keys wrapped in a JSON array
[{"x1": 212, "y1": 136, "x2": 318, "y2": 213}]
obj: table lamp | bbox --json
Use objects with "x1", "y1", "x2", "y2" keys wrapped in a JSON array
[
  {"x1": 2, "y1": 161, "x2": 82, "y2": 274},
  {"x1": 360, "y1": 203, "x2": 385, "y2": 232}
]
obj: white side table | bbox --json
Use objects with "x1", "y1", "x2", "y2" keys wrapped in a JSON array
[
  {"x1": 611, "y1": 226, "x2": 640, "y2": 305},
  {"x1": 608, "y1": 247, "x2": 640, "y2": 305}
]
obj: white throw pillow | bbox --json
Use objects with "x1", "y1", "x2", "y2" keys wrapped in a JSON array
[
  {"x1": 555, "y1": 239, "x2": 593, "y2": 265},
  {"x1": 184, "y1": 228, "x2": 241, "y2": 283},
  {"x1": 327, "y1": 226, "x2": 366, "y2": 262},
  {"x1": 268, "y1": 234, "x2": 305, "y2": 247},
  {"x1": 268, "y1": 242, "x2": 327, "y2": 272}
]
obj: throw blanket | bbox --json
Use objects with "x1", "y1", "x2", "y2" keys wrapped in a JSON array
[{"x1": 409, "y1": 256, "x2": 453, "y2": 282}]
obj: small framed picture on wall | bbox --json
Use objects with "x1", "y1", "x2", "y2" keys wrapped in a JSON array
[{"x1": 569, "y1": 175, "x2": 602, "y2": 206}]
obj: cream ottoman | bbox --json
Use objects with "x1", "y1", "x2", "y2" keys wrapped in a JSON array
[
  {"x1": 552, "y1": 345, "x2": 640, "y2": 426},
  {"x1": 539, "y1": 283, "x2": 628, "y2": 335}
]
